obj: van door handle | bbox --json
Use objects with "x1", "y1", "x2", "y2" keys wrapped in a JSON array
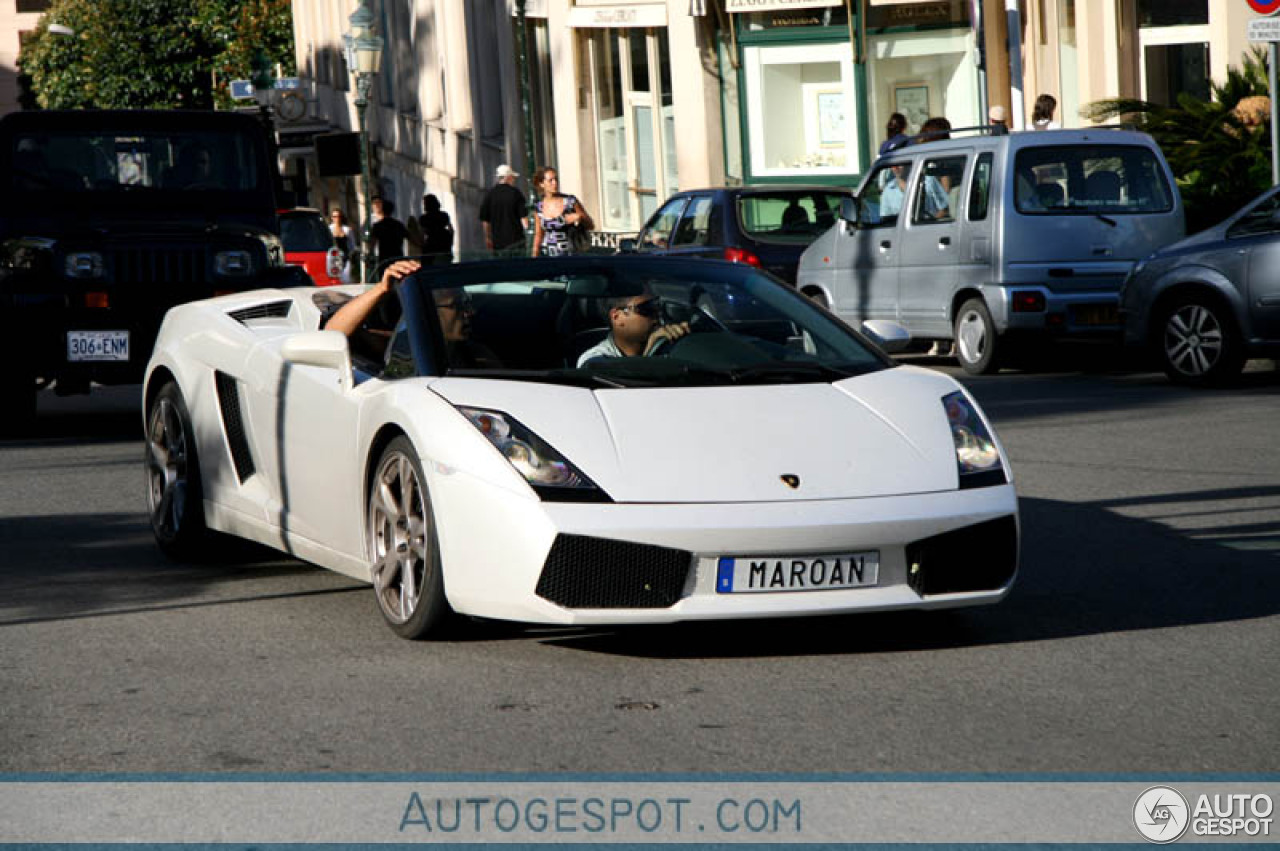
[
  {"x1": 938, "y1": 236, "x2": 951, "y2": 248},
  {"x1": 879, "y1": 240, "x2": 892, "y2": 252}
]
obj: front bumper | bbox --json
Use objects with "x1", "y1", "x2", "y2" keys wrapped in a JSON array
[{"x1": 431, "y1": 469, "x2": 1019, "y2": 626}]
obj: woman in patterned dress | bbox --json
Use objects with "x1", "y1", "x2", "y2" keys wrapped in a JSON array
[{"x1": 531, "y1": 166, "x2": 594, "y2": 257}]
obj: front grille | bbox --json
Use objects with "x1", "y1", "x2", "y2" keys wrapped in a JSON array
[
  {"x1": 906, "y1": 515, "x2": 1018, "y2": 596},
  {"x1": 535, "y1": 534, "x2": 692, "y2": 609},
  {"x1": 111, "y1": 247, "x2": 207, "y2": 284},
  {"x1": 214, "y1": 371, "x2": 255, "y2": 483}
]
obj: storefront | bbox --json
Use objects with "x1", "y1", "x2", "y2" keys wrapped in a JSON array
[{"x1": 722, "y1": 0, "x2": 983, "y2": 185}]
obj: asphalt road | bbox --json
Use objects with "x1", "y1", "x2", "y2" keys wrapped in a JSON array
[{"x1": 1, "y1": 354, "x2": 1277, "y2": 773}]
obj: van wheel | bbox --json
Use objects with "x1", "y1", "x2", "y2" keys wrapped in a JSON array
[
  {"x1": 954, "y1": 298, "x2": 1001, "y2": 375},
  {"x1": 1157, "y1": 294, "x2": 1244, "y2": 386},
  {"x1": 801, "y1": 287, "x2": 829, "y2": 310}
]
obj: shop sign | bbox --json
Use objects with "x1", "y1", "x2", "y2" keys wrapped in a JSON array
[
  {"x1": 724, "y1": 0, "x2": 839, "y2": 12},
  {"x1": 567, "y1": 4, "x2": 668, "y2": 27},
  {"x1": 1248, "y1": 17, "x2": 1280, "y2": 40},
  {"x1": 867, "y1": 1, "x2": 964, "y2": 29}
]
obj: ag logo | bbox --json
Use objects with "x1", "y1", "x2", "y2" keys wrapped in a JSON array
[{"x1": 1134, "y1": 786, "x2": 1190, "y2": 843}]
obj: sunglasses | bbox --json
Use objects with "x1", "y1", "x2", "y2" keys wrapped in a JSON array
[
  {"x1": 621, "y1": 298, "x2": 661, "y2": 319},
  {"x1": 437, "y1": 295, "x2": 475, "y2": 312}
]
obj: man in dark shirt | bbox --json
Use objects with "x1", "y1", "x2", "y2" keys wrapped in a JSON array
[
  {"x1": 479, "y1": 164, "x2": 529, "y2": 256},
  {"x1": 369, "y1": 197, "x2": 409, "y2": 269}
]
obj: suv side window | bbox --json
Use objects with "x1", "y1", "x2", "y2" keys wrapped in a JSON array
[
  {"x1": 968, "y1": 152, "x2": 994, "y2": 221},
  {"x1": 860, "y1": 160, "x2": 913, "y2": 227},
  {"x1": 672, "y1": 196, "x2": 716, "y2": 246},
  {"x1": 638, "y1": 197, "x2": 688, "y2": 250},
  {"x1": 912, "y1": 155, "x2": 966, "y2": 224}
]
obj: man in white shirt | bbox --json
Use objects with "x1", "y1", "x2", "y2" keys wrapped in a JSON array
[{"x1": 577, "y1": 291, "x2": 690, "y2": 366}]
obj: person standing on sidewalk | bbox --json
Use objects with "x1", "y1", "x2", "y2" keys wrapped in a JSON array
[{"x1": 479, "y1": 164, "x2": 529, "y2": 256}]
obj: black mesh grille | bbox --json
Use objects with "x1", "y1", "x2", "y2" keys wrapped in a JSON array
[
  {"x1": 214, "y1": 371, "x2": 255, "y2": 483},
  {"x1": 229, "y1": 300, "x2": 293, "y2": 323},
  {"x1": 535, "y1": 534, "x2": 692, "y2": 609},
  {"x1": 112, "y1": 247, "x2": 207, "y2": 284},
  {"x1": 906, "y1": 515, "x2": 1018, "y2": 596}
]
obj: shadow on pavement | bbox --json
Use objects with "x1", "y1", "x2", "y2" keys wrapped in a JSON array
[{"x1": 534, "y1": 490, "x2": 1279, "y2": 659}]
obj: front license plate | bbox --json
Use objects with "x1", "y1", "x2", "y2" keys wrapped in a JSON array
[
  {"x1": 716, "y1": 552, "x2": 879, "y2": 594},
  {"x1": 67, "y1": 330, "x2": 130, "y2": 362},
  {"x1": 1072, "y1": 304, "x2": 1119, "y2": 326}
]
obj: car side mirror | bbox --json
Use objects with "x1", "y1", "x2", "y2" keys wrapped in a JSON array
[
  {"x1": 860, "y1": 319, "x2": 911, "y2": 354},
  {"x1": 617, "y1": 237, "x2": 637, "y2": 253},
  {"x1": 839, "y1": 197, "x2": 861, "y2": 227},
  {"x1": 281, "y1": 330, "x2": 354, "y2": 386}
]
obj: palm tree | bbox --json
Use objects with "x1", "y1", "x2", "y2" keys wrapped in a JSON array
[{"x1": 1084, "y1": 48, "x2": 1273, "y2": 233}]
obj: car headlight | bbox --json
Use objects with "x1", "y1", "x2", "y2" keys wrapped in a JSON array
[
  {"x1": 215, "y1": 250, "x2": 253, "y2": 277},
  {"x1": 64, "y1": 251, "x2": 104, "y2": 279},
  {"x1": 943, "y1": 391, "x2": 1006, "y2": 489},
  {"x1": 458, "y1": 407, "x2": 609, "y2": 502}
]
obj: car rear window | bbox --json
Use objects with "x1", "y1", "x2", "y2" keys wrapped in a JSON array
[
  {"x1": 280, "y1": 213, "x2": 335, "y2": 252},
  {"x1": 1013, "y1": 145, "x2": 1174, "y2": 215},
  {"x1": 737, "y1": 192, "x2": 846, "y2": 243}
]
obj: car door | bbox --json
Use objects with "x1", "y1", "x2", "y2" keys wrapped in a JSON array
[
  {"x1": 897, "y1": 153, "x2": 968, "y2": 335},
  {"x1": 831, "y1": 159, "x2": 909, "y2": 322},
  {"x1": 242, "y1": 342, "x2": 363, "y2": 555},
  {"x1": 635, "y1": 196, "x2": 689, "y2": 254},
  {"x1": 1233, "y1": 191, "x2": 1280, "y2": 337}
]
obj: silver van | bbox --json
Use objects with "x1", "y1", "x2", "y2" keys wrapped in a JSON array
[{"x1": 797, "y1": 128, "x2": 1184, "y2": 373}]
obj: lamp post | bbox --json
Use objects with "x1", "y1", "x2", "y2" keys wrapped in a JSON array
[{"x1": 344, "y1": 1, "x2": 383, "y2": 283}]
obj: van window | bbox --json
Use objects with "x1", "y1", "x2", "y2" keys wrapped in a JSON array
[
  {"x1": 672, "y1": 196, "x2": 716, "y2": 247},
  {"x1": 1013, "y1": 145, "x2": 1173, "y2": 215},
  {"x1": 860, "y1": 161, "x2": 912, "y2": 227},
  {"x1": 968, "y1": 152, "x2": 993, "y2": 221},
  {"x1": 912, "y1": 155, "x2": 966, "y2": 224}
]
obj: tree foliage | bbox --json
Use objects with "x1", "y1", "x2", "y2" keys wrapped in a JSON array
[
  {"x1": 1084, "y1": 48, "x2": 1274, "y2": 232},
  {"x1": 19, "y1": 0, "x2": 295, "y2": 111}
]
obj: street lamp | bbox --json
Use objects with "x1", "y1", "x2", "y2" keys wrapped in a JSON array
[{"x1": 344, "y1": 1, "x2": 383, "y2": 282}]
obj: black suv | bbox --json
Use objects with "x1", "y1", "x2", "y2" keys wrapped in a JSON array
[{"x1": 0, "y1": 110, "x2": 310, "y2": 429}]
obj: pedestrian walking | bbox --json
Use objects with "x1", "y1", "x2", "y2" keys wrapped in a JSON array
[
  {"x1": 479, "y1": 164, "x2": 529, "y2": 257},
  {"x1": 1033, "y1": 94, "x2": 1059, "y2": 130},
  {"x1": 329, "y1": 207, "x2": 356, "y2": 283},
  {"x1": 879, "y1": 113, "x2": 910, "y2": 155},
  {"x1": 531, "y1": 166, "x2": 593, "y2": 258},
  {"x1": 369, "y1": 197, "x2": 409, "y2": 271},
  {"x1": 416, "y1": 194, "x2": 455, "y2": 265}
]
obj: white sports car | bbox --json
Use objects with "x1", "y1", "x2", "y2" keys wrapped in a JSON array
[{"x1": 143, "y1": 256, "x2": 1018, "y2": 639}]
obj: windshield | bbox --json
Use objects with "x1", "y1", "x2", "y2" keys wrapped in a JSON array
[
  {"x1": 1013, "y1": 145, "x2": 1173, "y2": 215},
  {"x1": 412, "y1": 261, "x2": 890, "y2": 388},
  {"x1": 281, "y1": 213, "x2": 335, "y2": 252},
  {"x1": 8, "y1": 129, "x2": 264, "y2": 196},
  {"x1": 736, "y1": 191, "x2": 847, "y2": 243}
]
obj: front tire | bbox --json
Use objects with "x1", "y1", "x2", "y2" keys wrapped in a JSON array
[
  {"x1": 145, "y1": 382, "x2": 208, "y2": 558},
  {"x1": 1158, "y1": 294, "x2": 1244, "y2": 386},
  {"x1": 954, "y1": 297, "x2": 1001, "y2": 375},
  {"x1": 367, "y1": 436, "x2": 451, "y2": 639}
]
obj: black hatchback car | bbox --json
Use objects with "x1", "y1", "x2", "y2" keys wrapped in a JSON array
[{"x1": 620, "y1": 186, "x2": 853, "y2": 285}]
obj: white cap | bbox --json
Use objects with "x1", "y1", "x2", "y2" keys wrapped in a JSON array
[
  {"x1": 495, "y1": 164, "x2": 518, "y2": 180},
  {"x1": 988, "y1": 105, "x2": 1007, "y2": 122}
]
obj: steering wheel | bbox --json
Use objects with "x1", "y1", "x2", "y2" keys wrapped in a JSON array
[{"x1": 648, "y1": 302, "x2": 727, "y2": 357}]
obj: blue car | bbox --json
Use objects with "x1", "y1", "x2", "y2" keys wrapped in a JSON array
[{"x1": 621, "y1": 186, "x2": 853, "y2": 285}]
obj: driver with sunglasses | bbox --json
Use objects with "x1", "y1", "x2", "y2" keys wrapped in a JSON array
[{"x1": 576, "y1": 290, "x2": 690, "y2": 367}]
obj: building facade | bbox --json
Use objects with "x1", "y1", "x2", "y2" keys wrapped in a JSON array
[
  {"x1": 286, "y1": 0, "x2": 1266, "y2": 265},
  {"x1": 0, "y1": 0, "x2": 51, "y2": 116}
]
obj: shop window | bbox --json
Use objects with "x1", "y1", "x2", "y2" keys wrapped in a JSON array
[
  {"x1": 742, "y1": 43, "x2": 858, "y2": 178},
  {"x1": 867, "y1": 26, "x2": 981, "y2": 148},
  {"x1": 1136, "y1": 0, "x2": 1208, "y2": 27},
  {"x1": 1144, "y1": 42, "x2": 1210, "y2": 107}
]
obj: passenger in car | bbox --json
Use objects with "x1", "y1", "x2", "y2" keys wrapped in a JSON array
[{"x1": 576, "y1": 289, "x2": 691, "y2": 366}]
